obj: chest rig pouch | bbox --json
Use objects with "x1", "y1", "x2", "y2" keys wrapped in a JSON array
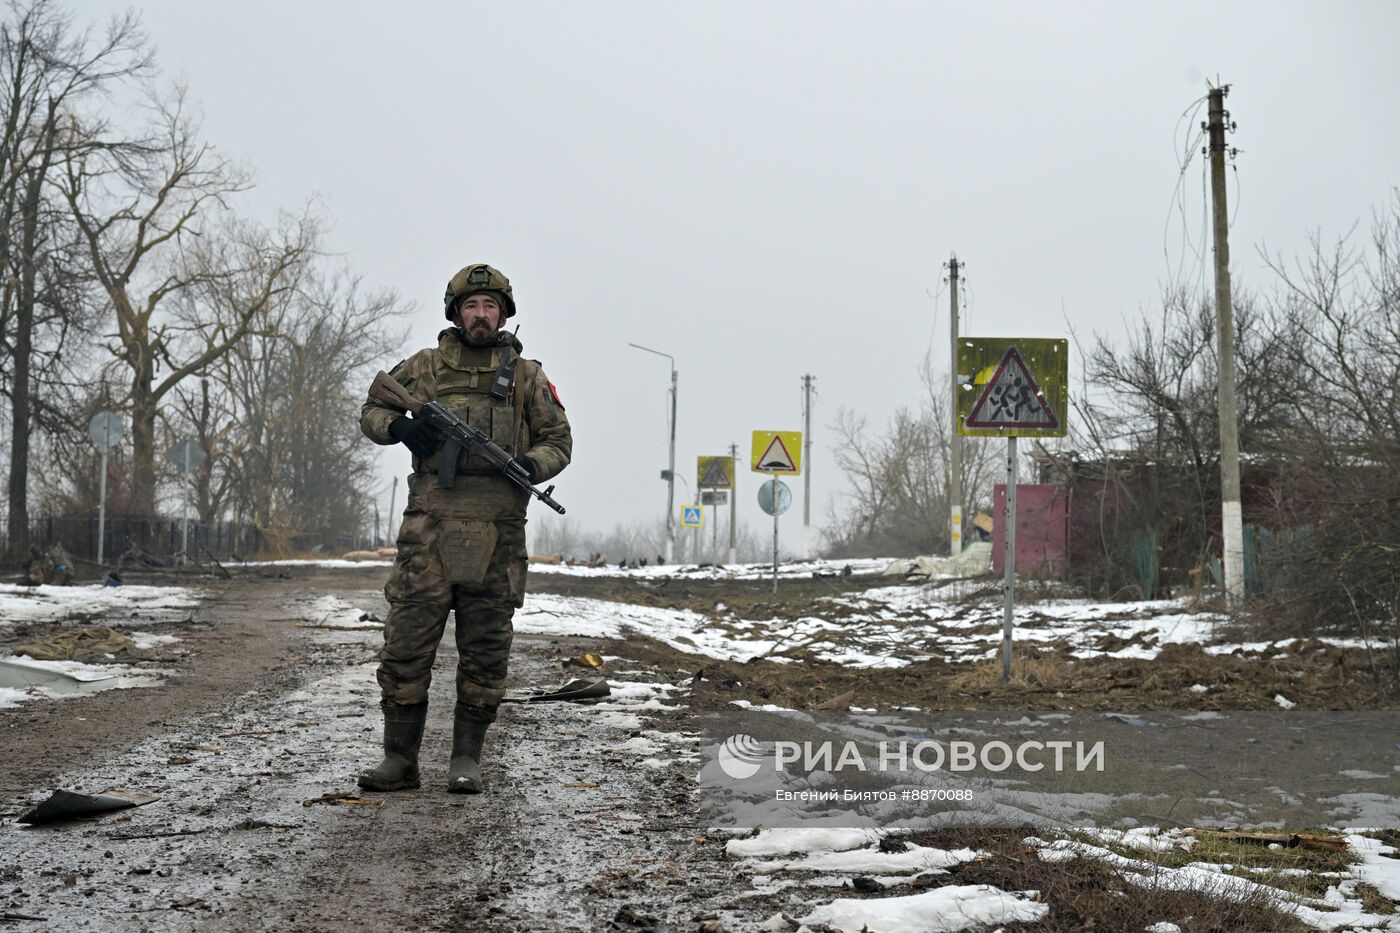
[{"x1": 433, "y1": 342, "x2": 522, "y2": 490}]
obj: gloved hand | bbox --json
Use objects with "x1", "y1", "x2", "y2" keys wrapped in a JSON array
[
  {"x1": 388, "y1": 416, "x2": 443, "y2": 457},
  {"x1": 510, "y1": 456, "x2": 538, "y2": 482}
]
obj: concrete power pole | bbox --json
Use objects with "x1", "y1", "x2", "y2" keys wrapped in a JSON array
[
  {"x1": 801, "y1": 374, "x2": 815, "y2": 559},
  {"x1": 728, "y1": 443, "x2": 739, "y2": 565},
  {"x1": 628, "y1": 343, "x2": 678, "y2": 563},
  {"x1": 947, "y1": 255, "x2": 963, "y2": 557},
  {"x1": 1206, "y1": 85, "x2": 1245, "y2": 606}
]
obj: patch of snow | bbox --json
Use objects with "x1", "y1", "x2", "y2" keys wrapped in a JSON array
[
  {"x1": 1274, "y1": 694, "x2": 1296, "y2": 710},
  {"x1": 1025, "y1": 835, "x2": 1394, "y2": 931},
  {"x1": 228, "y1": 558, "x2": 392, "y2": 568},
  {"x1": 725, "y1": 828, "x2": 883, "y2": 858},
  {"x1": 1346, "y1": 833, "x2": 1400, "y2": 902},
  {"x1": 527, "y1": 557, "x2": 890, "y2": 581},
  {"x1": 129, "y1": 632, "x2": 180, "y2": 650},
  {"x1": 797, "y1": 884, "x2": 1049, "y2": 932},
  {"x1": 294, "y1": 594, "x2": 383, "y2": 628},
  {"x1": 0, "y1": 582, "x2": 201, "y2": 625}
]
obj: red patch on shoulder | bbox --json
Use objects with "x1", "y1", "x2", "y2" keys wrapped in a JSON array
[{"x1": 548, "y1": 381, "x2": 565, "y2": 410}]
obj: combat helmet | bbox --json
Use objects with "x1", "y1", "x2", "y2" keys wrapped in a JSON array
[{"x1": 444, "y1": 263, "x2": 516, "y2": 319}]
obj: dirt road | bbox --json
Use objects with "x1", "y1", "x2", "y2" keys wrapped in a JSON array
[{"x1": 0, "y1": 569, "x2": 748, "y2": 932}]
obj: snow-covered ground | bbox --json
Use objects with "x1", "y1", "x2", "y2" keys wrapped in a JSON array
[
  {"x1": 527, "y1": 556, "x2": 890, "y2": 581},
  {"x1": 1028, "y1": 831, "x2": 1400, "y2": 931},
  {"x1": 713, "y1": 825, "x2": 1400, "y2": 932},
  {"x1": 0, "y1": 582, "x2": 201, "y2": 626},
  {"x1": 514, "y1": 583, "x2": 1368, "y2": 670},
  {"x1": 723, "y1": 828, "x2": 1045, "y2": 932},
  {"x1": 0, "y1": 582, "x2": 200, "y2": 709},
  {"x1": 227, "y1": 558, "x2": 394, "y2": 568}
]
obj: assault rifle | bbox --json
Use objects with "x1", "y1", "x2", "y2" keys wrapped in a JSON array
[{"x1": 369, "y1": 370, "x2": 566, "y2": 514}]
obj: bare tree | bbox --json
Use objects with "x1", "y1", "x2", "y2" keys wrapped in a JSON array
[
  {"x1": 205, "y1": 258, "x2": 403, "y2": 553},
  {"x1": 59, "y1": 93, "x2": 319, "y2": 516},
  {"x1": 1257, "y1": 193, "x2": 1400, "y2": 636},
  {"x1": 0, "y1": 0, "x2": 148, "y2": 557},
  {"x1": 825, "y1": 354, "x2": 996, "y2": 558}
]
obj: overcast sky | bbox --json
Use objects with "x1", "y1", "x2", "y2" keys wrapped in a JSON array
[{"x1": 86, "y1": 0, "x2": 1400, "y2": 554}]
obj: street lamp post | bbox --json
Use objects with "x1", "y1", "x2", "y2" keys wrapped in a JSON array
[{"x1": 628, "y1": 343, "x2": 677, "y2": 563}]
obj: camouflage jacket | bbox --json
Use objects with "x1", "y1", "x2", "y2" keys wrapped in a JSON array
[{"x1": 361, "y1": 328, "x2": 572, "y2": 519}]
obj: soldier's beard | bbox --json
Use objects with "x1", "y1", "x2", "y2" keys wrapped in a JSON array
[{"x1": 459, "y1": 323, "x2": 499, "y2": 347}]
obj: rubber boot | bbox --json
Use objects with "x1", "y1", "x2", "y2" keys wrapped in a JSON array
[
  {"x1": 447, "y1": 702, "x2": 493, "y2": 794},
  {"x1": 357, "y1": 703, "x2": 427, "y2": 792}
]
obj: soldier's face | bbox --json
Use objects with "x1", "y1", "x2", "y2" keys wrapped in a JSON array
[{"x1": 456, "y1": 294, "x2": 503, "y2": 338}]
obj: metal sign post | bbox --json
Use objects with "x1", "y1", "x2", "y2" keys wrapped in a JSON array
[
  {"x1": 698, "y1": 454, "x2": 736, "y2": 565},
  {"x1": 87, "y1": 411, "x2": 123, "y2": 565},
  {"x1": 751, "y1": 430, "x2": 802, "y2": 588},
  {"x1": 166, "y1": 438, "x2": 208, "y2": 567},
  {"x1": 757, "y1": 479, "x2": 791, "y2": 593},
  {"x1": 1003, "y1": 436, "x2": 1018, "y2": 681},
  {"x1": 956, "y1": 338, "x2": 1069, "y2": 683},
  {"x1": 182, "y1": 444, "x2": 191, "y2": 563}
]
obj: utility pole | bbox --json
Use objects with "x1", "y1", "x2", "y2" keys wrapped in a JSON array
[
  {"x1": 1206, "y1": 85, "x2": 1245, "y2": 607},
  {"x1": 629, "y1": 343, "x2": 678, "y2": 563},
  {"x1": 801, "y1": 374, "x2": 815, "y2": 559},
  {"x1": 947, "y1": 255, "x2": 963, "y2": 557},
  {"x1": 728, "y1": 443, "x2": 738, "y2": 565}
]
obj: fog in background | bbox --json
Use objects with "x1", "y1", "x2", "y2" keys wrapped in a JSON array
[{"x1": 85, "y1": 0, "x2": 1400, "y2": 554}]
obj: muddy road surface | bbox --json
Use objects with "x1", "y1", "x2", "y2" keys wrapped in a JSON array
[{"x1": 0, "y1": 569, "x2": 751, "y2": 931}]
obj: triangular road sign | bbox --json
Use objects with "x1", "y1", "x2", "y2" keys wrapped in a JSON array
[
  {"x1": 700, "y1": 458, "x2": 731, "y2": 488},
  {"x1": 965, "y1": 347, "x2": 1060, "y2": 430},
  {"x1": 755, "y1": 435, "x2": 796, "y2": 472}
]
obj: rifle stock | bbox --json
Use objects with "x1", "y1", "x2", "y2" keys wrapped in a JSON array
[{"x1": 370, "y1": 371, "x2": 424, "y2": 416}]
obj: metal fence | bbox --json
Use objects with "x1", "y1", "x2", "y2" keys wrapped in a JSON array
[{"x1": 1, "y1": 512, "x2": 376, "y2": 564}]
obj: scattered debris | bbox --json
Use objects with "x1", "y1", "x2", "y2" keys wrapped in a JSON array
[
  {"x1": 301, "y1": 792, "x2": 383, "y2": 808},
  {"x1": 14, "y1": 625, "x2": 135, "y2": 662},
  {"x1": 0, "y1": 658, "x2": 117, "y2": 693},
  {"x1": 564, "y1": 652, "x2": 606, "y2": 670},
  {"x1": 501, "y1": 677, "x2": 611, "y2": 704},
  {"x1": 24, "y1": 544, "x2": 75, "y2": 586},
  {"x1": 18, "y1": 789, "x2": 158, "y2": 826}
]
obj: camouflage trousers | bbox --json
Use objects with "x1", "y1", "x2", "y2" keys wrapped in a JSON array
[{"x1": 377, "y1": 508, "x2": 528, "y2": 719}]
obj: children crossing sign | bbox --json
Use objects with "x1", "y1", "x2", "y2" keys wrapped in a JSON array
[
  {"x1": 697, "y1": 455, "x2": 734, "y2": 489},
  {"x1": 750, "y1": 430, "x2": 802, "y2": 474},
  {"x1": 681, "y1": 504, "x2": 703, "y2": 528},
  {"x1": 956, "y1": 338, "x2": 1068, "y2": 438}
]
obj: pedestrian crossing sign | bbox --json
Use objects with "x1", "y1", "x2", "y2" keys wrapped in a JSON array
[
  {"x1": 956, "y1": 338, "x2": 1068, "y2": 438},
  {"x1": 697, "y1": 455, "x2": 734, "y2": 489},
  {"x1": 681, "y1": 505, "x2": 703, "y2": 528},
  {"x1": 751, "y1": 430, "x2": 802, "y2": 474}
]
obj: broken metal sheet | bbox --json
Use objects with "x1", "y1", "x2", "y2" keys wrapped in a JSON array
[
  {"x1": 0, "y1": 658, "x2": 118, "y2": 694},
  {"x1": 502, "y1": 677, "x2": 610, "y2": 704},
  {"x1": 18, "y1": 788, "x2": 158, "y2": 826}
]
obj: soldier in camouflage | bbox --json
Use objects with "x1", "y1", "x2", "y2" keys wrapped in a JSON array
[{"x1": 357, "y1": 263, "x2": 571, "y2": 794}]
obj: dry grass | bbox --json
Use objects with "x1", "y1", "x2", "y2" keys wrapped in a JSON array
[
  {"x1": 891, "y1": 827, "x2": 1317, "y2": 932},
  {"x1": 948, "y1": 651, "x2": 1078, "y2": 692}
]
